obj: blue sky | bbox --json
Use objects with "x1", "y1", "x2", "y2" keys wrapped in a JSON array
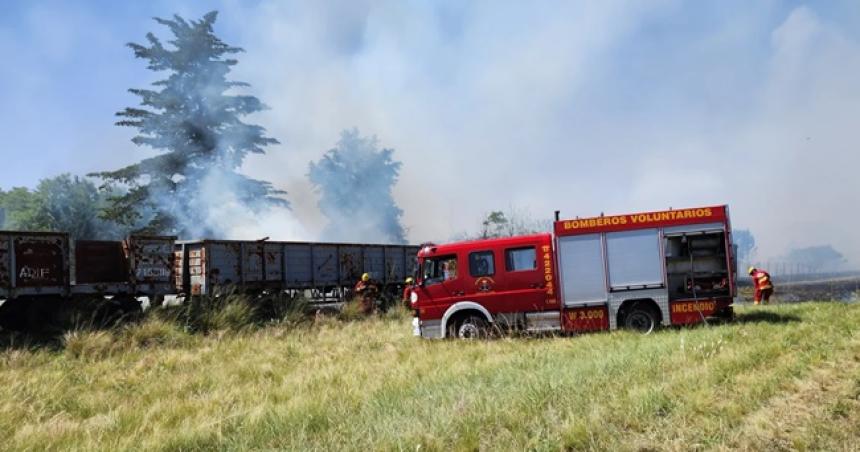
[{"x1": 1, "y1": 1, "x2": 859, "y2": 265}]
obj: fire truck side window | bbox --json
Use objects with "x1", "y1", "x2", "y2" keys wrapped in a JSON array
[
  {"x1": 505, "y1": 247, "x2": 537, "y2": 271},
  {"x1": 469, "y1": 251, "x2": 495, "y2": 277},
  {"x1": 423, "y1": 255, "x2": 458, "y2": 285}
]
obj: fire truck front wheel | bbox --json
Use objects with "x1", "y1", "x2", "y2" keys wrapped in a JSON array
[
  {"x1": 449, "y1": 315, "x2": 491, "y2": 339},
  {"x1": 622, "y1": 303, "x2": 659, "y2": 334}
]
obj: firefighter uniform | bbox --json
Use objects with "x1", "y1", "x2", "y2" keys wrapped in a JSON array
[
  {"x1": 354, "y1": 273, "x2": 378, "y2": 314},
  {"x1": 748, "y1": 267, "x2": 774, "y2": 305},
  {"x1": 402, "y1": 277, "x2": 414, "y2": 308}
]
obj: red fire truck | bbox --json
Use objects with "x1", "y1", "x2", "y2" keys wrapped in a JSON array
[{"x1": 411, "y1": 205, "x2": 736, "y2": 338}]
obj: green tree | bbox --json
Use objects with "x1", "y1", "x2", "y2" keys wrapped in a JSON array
[
  {"x1": 0, "y1": 175, "x2": 124, "y2": 239},
  {"x1": 481, "y1": 211, "x2": 508, "y2": 239},
  {"x1": 308, "y1": 129, "x2": 406, "y2": 244},
  {"x1": 36, "y1": 175, "x2": 124, "y2": 239},
  {"x1": 474, "y1": 207, "x2": 551, "y2": 240},
  {"x1": 0, "y1": 187, "x2": 45, "y2": 230},
  {"x1": 92, "y1": 11, "x2": 284, "y2": 237}
]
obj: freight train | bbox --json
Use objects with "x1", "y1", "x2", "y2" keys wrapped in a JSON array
[{"x1": 0, "y1": 230, "x2": 419, "y2": 329}]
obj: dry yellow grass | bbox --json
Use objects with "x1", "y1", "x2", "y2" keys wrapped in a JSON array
[{"x1": 0, "y1": 302, "x2": 859, "y2": 451}]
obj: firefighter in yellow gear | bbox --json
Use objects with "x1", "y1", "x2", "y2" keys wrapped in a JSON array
[
  {"x1": 402, "y1": 277, "x2": 415, "y2": 308},
  {"x1": 748, "y1": 266, "x2": 774, "y2": 305},
  {"x1": 354, "y1": 272, "x2": 378, "y2": 314}
]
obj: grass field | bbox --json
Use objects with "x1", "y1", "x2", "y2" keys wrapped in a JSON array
[{"x1": 1, "y1": 302, "x2": 859, "y2": 451}]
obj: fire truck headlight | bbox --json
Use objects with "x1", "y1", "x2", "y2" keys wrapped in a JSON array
[{"x1": 410, "y1": 291, "x2": 419, "y2": 305}]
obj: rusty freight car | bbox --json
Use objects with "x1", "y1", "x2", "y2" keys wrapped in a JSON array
[
  {"x1": 0, "y1": 231, "x2": 176, "y2": 300},
  {"x1": 174, "y1": 239, "x2": 420, "y2": 299},
  {"x1": 0, "y1": 231, "x2": 176, "y2": 331}
]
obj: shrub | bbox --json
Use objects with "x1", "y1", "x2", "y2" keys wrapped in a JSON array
[
  {"x1": 63, "y1": 330, "x2": 115, "y2": 359},
  {"x1": 146, "y1": 288, "x2": 314, "y2": 334},
  {"x1": 254, "y1": 291, "x2": 311, "y2": 326},
  {"x1": 339, "y1": 298, "x2": 369, "y2": 321},
  {"x1": 383, "y1": 304, "x2": 412, "y2": 321},
  {"x1": 204, "y1": 295, "x2": 255, "y2": 332},
  {"x1": 120, "y1": 318, "x2": 191, "y2": 348},
  {"x1": 159, "y1": 289, "x2": 256, "y2": 334}
]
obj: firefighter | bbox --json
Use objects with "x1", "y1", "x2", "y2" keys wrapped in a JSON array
[
  {"x1": 748, "y1": 267, "x2": 774, "y2": 305},
  {"x1": 354, "y1": 272, "x2": 379, "y2": 314},
  {"x1": 402, "y1": 277, "x2": 415, "y2": 308}
]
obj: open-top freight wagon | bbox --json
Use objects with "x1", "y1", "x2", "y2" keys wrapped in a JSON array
[
  {"x1": 174, "y1": 239, "x2": 421, "y2": 299},
  {"x1": 0, "y1": 231, "x2": 176, "y2": 300},
  {"x1": 0, "y1": 231, "x2": 176, "y2": 330}
]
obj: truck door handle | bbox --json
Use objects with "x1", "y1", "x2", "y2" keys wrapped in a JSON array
[
  {"x1": 454, "y1": 290, "x2": 465, "y2": 296},
  {"x1": 529, "y1": 283, "x2": 541, "y2": 288}
]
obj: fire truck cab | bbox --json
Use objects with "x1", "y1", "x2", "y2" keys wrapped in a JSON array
[
  {"x1": 411, "y1": 234, "x2": 560, "y2": 338},
  {"x1": 411, "y1": 205, "x2": 736, "y2": 339}
]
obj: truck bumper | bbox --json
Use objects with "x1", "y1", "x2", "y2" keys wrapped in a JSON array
[{"x1": 414, "y1": 317, "x2": 443, "y2": 339}]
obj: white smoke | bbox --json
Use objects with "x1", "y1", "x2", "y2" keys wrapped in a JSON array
[
  {"x1": 226, "y1": 2, "x2": 860, "y2": 266},
  {"x1": 196, "y1": 168, "x2": 309, "y2": 240}
]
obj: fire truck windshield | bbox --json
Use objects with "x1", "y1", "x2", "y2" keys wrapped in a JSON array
[{"x1": 422, "y1": 255, "x2": 458, "y2": 286}]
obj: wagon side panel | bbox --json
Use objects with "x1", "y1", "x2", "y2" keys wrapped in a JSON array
[
  {"x1": 405, "y1": 246, "x2": 420, "y2": 276},
  {"x1": 338, "y1": 246, "x2": 362, "y2": 286},
  {"x1": 75, "y1": 241, "x2": 128, "y2": 284},
  {"x1": 264, "y1": 243, "x2": 284, "y2": 284},
  {"x1": 384, "y1": 247, "x2": 406, "y2": 283},
  {"x1": 127, "y1": 236, "x2": 176, "y2": 295},
  {"x1": 363, "y1": 246, "x2": 385, "y2": 282},
  {"x1": 284, "y1": 243, "x2": 313, "y2": 288},
  {"x1": 242, "y1": 243, "x2": 264, "y2": 284},
  {"x1": 312, "y1": 245, "x2": 338, "y2": 286},
  {"x1": 206, "y1": 242, "x2": 243, "y2": 293},
  {"x1": 11, "y1": 232, "x2": 69, "y2": 297}
]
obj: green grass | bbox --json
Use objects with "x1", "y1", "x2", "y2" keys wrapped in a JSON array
[{"x1": 1, "y1": 302, "x2": 859, "y2": 451}]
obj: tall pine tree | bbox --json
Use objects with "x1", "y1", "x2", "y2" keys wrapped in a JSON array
[
  {"x1": 309, "y1": 129, "x2": 406, "y2": 244},
  {"x1": 93, "y1": 11, "x2": 285, "y2": 237}
]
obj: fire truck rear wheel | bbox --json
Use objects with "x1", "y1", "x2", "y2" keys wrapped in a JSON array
[
  {"x1": 623, "y1": 305, "x2": 658, "y2": 334},
  {"x1": 451, "y1": 315, "x2": 490, "y2": 339}
]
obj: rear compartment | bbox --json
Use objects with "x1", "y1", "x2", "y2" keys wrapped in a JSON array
[
  {"x1": 663, "y1": 225, "x2": 733, "y2": 324},
  {"x1": 554, "y1": 206, "x2": 735, "y2": 332}
]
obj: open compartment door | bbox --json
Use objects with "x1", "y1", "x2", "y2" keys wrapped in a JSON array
[{"x1": 663, "y1": 225, "x2": 731, "y2": 302}]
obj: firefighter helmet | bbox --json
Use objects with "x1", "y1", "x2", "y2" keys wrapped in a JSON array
[
  {"x1": 405, "y1": 277, "x2": 414, "y2": 284},
  {"x1": 361, "y1": 273, "x2": 370, "y2": 282},
  {"x1": 747, "y1": 266, "x2": 756, "y2": 275}
]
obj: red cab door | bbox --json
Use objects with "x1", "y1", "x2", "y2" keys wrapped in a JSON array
[
  {"x1": 499, "y1": 240, "x2": 555, "y2": 310},
  {"x1": 416, "y1": 254, "x2": 464, "y2": 317}
]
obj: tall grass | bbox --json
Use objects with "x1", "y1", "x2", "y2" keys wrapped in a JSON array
[
  {"x1": 148, "y1": 289, "x2": 312, "y2": 334},
  {"x1": 0, "y1": 302, "x2": 858, "y2": 451},
  {"x1": 54, "y1": 290, "x2": 312, "y2": 361}
]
